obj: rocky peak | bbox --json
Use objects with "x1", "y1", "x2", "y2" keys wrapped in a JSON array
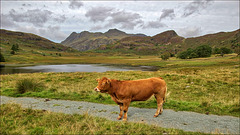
[
  {"x1": 152, "y1": 30, "x2": 183, "y2": 44},
  {"x1": 154, "y1": 30, "x2": 178, "y2": 38},
  {"x1": 61, "y1": 32, "x2": 78, "y2": 44},
  {"x1": 79, "y1": 31, "x2": 91, "y2": 36},
  {"x1": 70, "y1": 31, "x2": 77, "y2": 35},
  {"x1": 104, "y1": 28, "x2": 127, "y2": 37}
]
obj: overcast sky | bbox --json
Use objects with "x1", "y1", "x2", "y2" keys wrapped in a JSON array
[{"x1": 1, "y1": 0, "x2": 239, "y2": 43}]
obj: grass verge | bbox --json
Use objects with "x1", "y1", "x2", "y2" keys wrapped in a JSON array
[
  {"x1": 0, "y1": 103, "x2": 204, "y2": 134},
  {"x1": 1, "y1": 65, "x2": 239, "y2": 117}
]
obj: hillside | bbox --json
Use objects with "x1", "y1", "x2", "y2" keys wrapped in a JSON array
[
  {"x1": 182, "y1": 29, "x2": 240, "y2": 49},
  {"x1": 61, "y1": 28, "x2": 146, "y2": 51},
  {"x1": 0, "y1": 29, "x2": 77, "y2": 63},
  {"x1": 0, "y1": 29, "x2": 73, "y2": 52},
  {"x1": 94, "y1": 29, "x2": 239, "y2": 55}
]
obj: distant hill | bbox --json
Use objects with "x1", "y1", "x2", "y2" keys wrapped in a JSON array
[
  {"x1": 61, "y1": 28, "x2": 146, "y2": 51},
  {"x1": 183, "y1": 29, "x2": 240, "y2": 49},
  {"x1": 0, "y1": 29, "x2": 73, "y2": 52},
  {"x1": 94, "y1": 29, "x2": 240, "y2": 55}
]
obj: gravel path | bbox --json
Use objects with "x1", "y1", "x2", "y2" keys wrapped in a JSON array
[{"x1": 1, "y1": 96, "x2": 239, "y2": 134}]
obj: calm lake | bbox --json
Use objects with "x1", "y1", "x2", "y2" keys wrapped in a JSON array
[{"x1": 0, "y1": 64, "x2": 158, "y2": 75}]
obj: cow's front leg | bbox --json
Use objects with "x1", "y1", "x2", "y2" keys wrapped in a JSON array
[
  {"x1": 117, "y1": 104, "x2": 123, "y2": 120},
  {"x1": 154, "y1": 94, "x2": 164, "y2": 117},
  {"x1": 122, "y1": 100, "x2": 131, "y2": 121}
]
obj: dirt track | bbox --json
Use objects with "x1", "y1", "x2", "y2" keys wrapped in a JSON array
[{"x1": 1, "y1": 96, "x2": 239, "y2": 134}]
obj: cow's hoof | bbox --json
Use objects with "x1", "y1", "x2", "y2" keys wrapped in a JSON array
[
  {"x1": 153, "y1": 114, "x2": 158, "y2": 117},
  {"x1": 123, "y1": 118, "x2": 127, "y2": 121},
  {"x1": 117, "y1": 117, "x2": 122, "y2": 120}
]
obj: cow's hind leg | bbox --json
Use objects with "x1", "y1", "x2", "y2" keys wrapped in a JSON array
[
  {"x1": 117, "y1": 104, "x2": 123, "y2": 120},
  {"x1": 122, "y1": 100, "x2": 131, "y2": 121},
  {"x1": 154, "y1": 93, "x2": 164, "y2": 117}
]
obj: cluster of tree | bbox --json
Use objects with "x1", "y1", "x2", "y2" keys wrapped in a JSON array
[
  {"x1": 50, "y1": 53, "x2": 62, "y2": 56},
  {"x1": 177, "y1": 45, "x2": 212, "y2": 59},
  {"x1": 213, "y1": 47, "x2": 232, "y2": 56},
  {"x1": 234, "y1": 47, "x2": 240, "y2": 55},
  {"x1": 177, "y1": 45, "x2": 235, "y2": 59},
  {"x1": 11, "y1": 44, "x2": 19, "y2": 55},
  {"x1": 0, "y1": 52, "x2": 5, "y2": 62}
]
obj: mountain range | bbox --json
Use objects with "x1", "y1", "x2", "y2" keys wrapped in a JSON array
[
  {"x1": 61, "y1": 29, "x2": 146, "y2": 51},
  {"x1": 1, "y1": 28, "x2": 239, "y2": 56},
  {"x1": 61, "y1": 28, "x2": 239, "y2": 55}
]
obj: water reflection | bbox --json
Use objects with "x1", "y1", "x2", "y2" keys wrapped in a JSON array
[{"x1": 0, "y1": 64, "x2": 158, "y2": 75}]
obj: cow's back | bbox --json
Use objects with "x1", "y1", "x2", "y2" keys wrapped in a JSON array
[{"x1": 118, "y1": 77, "x2": 166, "y2": 101}]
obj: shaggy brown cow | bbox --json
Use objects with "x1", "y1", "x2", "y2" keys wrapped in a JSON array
[{"x1": 94, "y1": 77, "x2": 167, "y2": 121}]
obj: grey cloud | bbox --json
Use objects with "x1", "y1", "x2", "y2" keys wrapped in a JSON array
[
  {"x1": 178, "y1": 26, "x2": 202, "y2": 37},
  {"x1": 160, "y1": 9, "x2": 175, "y2": 21},
  {"x1": 142, "y1": 9, "x2": 172, "y2": 29},
  {"x1": 39, "y1": 25, "x2": 67, "y2": 41},
  {"x1": 2, "y1": 22, "x2": 67, "y2": 42},
  {"x1": 17, "y1": 26, "x2": 39, "y2": 35},
  {"x1": 182, "y1": 0, "x2": 213, "y2": 17},
  {"x1": 69, "y1": 0, "x2": 83, "y2": 10},
  {"x1": 53, "y1": 15, "x2": 67, "y2": 23},
  {"x1": 1, "y1": 14, "x2": 18, "y2": 28},
  {"x1": 7, "y1": 9, "x2": 67, "y2": 27},
  {"x1": 90, "y1": 25, "x2": 104, "y2": 31},
  {"x1": 142, "y1": 21, "x2": 166, "y2": 29},
  {"x1": 9, "y1": 9, "x2": 53, "y2": 27},
  {"x1": 85, "y1": 7, "x2": 114, "y2": 23},
  {"x1": 110, "y1": 10, "x2": 143, "y2": 29},
  {"x1": 22, "y1": 3, "x2": 31, "y2": 7},
  {"x1": 86, "y1": 7, "x2": 144, "y2": 30}
]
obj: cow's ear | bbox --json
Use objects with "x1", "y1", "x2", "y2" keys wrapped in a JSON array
[
  {"x1": 96, "y1": 78, "x2": 100, "y2": 82},
  {"x1": 107, "y1": 79, "x2": 111, "y2": 84}
]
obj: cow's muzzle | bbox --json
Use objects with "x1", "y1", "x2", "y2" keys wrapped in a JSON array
[{"x1": 94, "y1": 87, "x2": 100, "y2": 92}]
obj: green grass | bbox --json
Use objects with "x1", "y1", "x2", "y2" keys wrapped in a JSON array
[
  {"x1": 1, "y1": 40, "x2": 239, "y2": 117},
  {"x1": 0, "y1": 103, "x2": 204, "y2": 134},
  {"x1": 1, "y1": 64, "x2": 239, "y2": 117}
]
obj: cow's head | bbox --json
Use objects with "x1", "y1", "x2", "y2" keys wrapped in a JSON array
[{"x1": 94, "y1": 77, "x2": 111, "y2": 93}]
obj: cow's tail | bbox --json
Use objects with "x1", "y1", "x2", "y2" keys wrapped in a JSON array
[
  {"x1": 158, "y1": 77, "x2": 170, "y2": 103},
  {"x1": 164, "y1": 86, "x2": 170, "y2": 103}
]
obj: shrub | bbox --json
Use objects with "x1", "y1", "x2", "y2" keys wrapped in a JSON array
[
  {"x1": 161, "y1": 52, "x2": 170, "y2": 60},
  {"x1": 177, "y1": 45, "x2": 212, "y2": 59},
  {"x1": 213, "y1": 47, "x2": 232, "y2": 55},
  {"x1": 220, "y1": 47, "x2": 232, "y2": 54},
  {"x1": 16, "y1": 79, "x2": 45, "y2": 94},
  {"x1": 194, "y1": 45, "x2": 212, "y2": 57},
  {"x1": 213, "y1": 47, "x2": 221, "y2": 54},
  {"x1": 177, "y1": 48, "x2": 197, "y2": 59},
  {"x1": 177, "y1": 51, "x2": 188, "y2": 59},
  {"x1": 10, "y1": 50, "x2": 15, "y2": 55},
  {"x1": 11, "y1": 44, "x2": 19, "y2": 51},
  {"x1": 0, "y1": 53, "x2": 5, "y2": 62},
  {"x1": 234, "y1": 46, "x2": 240, "y2": 55}
]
